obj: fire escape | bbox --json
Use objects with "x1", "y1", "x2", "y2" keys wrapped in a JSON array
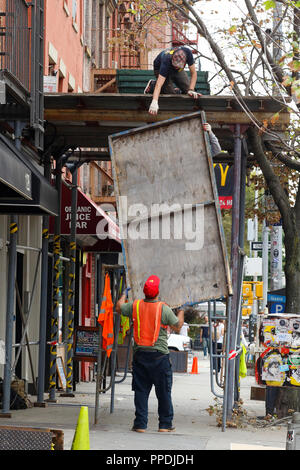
[{"x1": 0, "y1": 0, "x2": 44, "y2": 150}]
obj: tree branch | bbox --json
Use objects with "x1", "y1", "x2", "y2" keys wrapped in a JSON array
[
  {"x1": 247, "y1": 127, "x2": 294, "y2": 236},
  {"x1": 267, "y1": 142, "x2": 300, "y2": 171}
]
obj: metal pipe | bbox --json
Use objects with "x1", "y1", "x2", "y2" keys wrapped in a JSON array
[
  {"x1": 37, "y1": 158, "x2": 51, "y2": 403},
  {"x1": 15, "y1": 280, "x2": 37, "y2": 394},
  {"x1": 94, "y1": 256, "x2": 103, "y2": 425},
  {"x1": 110, "y1": 269, "x2": 122, "y2": 413},
  {"x1": 227, "y1": 124, "x2": 242, "y2": 418},
  {"x1": 13, "y1": 341, "x2": 39, "y2": 348},
  {"x1": 222, "y1": 295, "x2": 232, "y2": 431},
  {"x1": 233, "y1": 142, "x2": 247, "y2": 404},
  {"x1": 110, "y1": 312, "x2": 120, "y2": 414},
  {"x1": 208, "y1": 301, "x2": 223, "y2": 399},
  {"x1": 114, "y1": 325, "x2": 133, "y2": 384},
  {"x1": 2, "y1": 119, "x2": 23, "y2": 414},
  {"x1": 65, "y1": 166, "x2": 78, "y2": 396},
  {"x1": 12, "y1": 251, "x2": 41, "y2": 372},
  {"x1": 48, "y1": 253, "x2": 70, "y2": 262},
  {"x1": 48, "y1": 157, "x2": 62, "y2": 402}
]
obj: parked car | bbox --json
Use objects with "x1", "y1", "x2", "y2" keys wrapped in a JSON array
[{"x1": 167, "y1": 333, "x2": 192, "y2": 352}]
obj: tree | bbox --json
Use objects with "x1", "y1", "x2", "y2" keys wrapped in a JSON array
[{"x1": 122, "y1": 0, "x2": 300, "y2": 312}]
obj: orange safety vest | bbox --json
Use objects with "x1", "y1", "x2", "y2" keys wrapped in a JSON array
[
  {"x1": 132, "y1": 300, "x2": 167, "y2": 347},
  {"x1": 97, "y1": 274, "x2": 114, "y2": 357}
]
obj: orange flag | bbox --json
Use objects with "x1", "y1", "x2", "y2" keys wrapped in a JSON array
[{"x1": 97, "y1": 274, "x2": 114, "y2": 357}]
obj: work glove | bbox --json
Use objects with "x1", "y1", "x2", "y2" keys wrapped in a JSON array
[
  {"x1": 149, "y1": 99, "x2": 159, "y2": 115},
  {"x1": 203, "y1": 123, "x2": 212, "y2": 133},
  {"x1": 124, "y1": 287, "x2": 131, "y2": 297},
  {"x1": 187, "y1": 90, "x2": 201, "y2": 99}
]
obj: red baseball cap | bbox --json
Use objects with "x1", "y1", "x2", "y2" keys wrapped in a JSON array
[{"x1": 143, "y1": 275, "x2": 160, "y2": 298}]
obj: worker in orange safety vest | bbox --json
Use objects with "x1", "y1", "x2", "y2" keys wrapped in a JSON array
[
  {"x1": 116, "y1": 275, "x2": 184, "y2": 433},
  {"x1": 97, "y1": 273, "x2": 114, "y2": 358}
]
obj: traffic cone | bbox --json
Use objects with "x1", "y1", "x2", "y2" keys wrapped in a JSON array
[
  {"x1": 71, "y1": 406, "x2": 90, "y2": 450},
  {"x1": 190, "y1": 356, "x2": 198, "y2": 374}
]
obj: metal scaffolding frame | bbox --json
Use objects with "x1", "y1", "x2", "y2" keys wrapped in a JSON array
[{"x1": 94, "y1": 263, "x2": 132, "y2": 425}]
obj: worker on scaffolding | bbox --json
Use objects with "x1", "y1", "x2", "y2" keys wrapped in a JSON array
[
  {"x1": 144, "y1": 46, "x2": 201, "y2": 115},
  {"x1": 116, "y1": 275, "x2": 184, "y2": 433}
]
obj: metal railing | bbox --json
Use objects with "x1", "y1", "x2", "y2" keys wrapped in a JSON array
[{"x1": 0, "y1": 0, "x2": 31, "y2": 90}]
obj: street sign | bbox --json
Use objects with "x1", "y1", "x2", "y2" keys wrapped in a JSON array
[
  {"x1": 269, "y1": 302, "x2": 285, "y2": 313},
  {"x1": 268, "y1": 294, "x2": 286, "y2": 303},
  {"x1": 251, "y1": 241, "x2": 271, "y2": 251},
  {"x1": 268, "y1": 293, "x2": 286, "y2": 314}
]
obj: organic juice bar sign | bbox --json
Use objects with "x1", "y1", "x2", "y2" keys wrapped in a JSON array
[
  {"x1": 64, "y1": 204, "x2": 91, "y2": 231},
  {"x1": 49, "y1": 181, "x2": 120, "y2": 239},
  {"x1": 60, "y1": 183, "x2": 99, "y2": 235}
]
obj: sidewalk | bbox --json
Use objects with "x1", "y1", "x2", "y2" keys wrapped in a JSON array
[{"x1": 0, "y1": 352, "x2": 288, "y2": 450}]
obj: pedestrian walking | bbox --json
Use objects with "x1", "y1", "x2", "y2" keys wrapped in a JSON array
[
  {"x1": 200, "y1": 315, "x2": 210, "y2": 358},
  {"x1": 216, "y1": 320, "x2": 224, "y2": 373},
  {"x1": 116, "y1": 275, "x2": 184, "y2": 433}
]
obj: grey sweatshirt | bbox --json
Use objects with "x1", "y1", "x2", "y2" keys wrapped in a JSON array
[{"x1": 208, "y1": 131, "x2": 222, "y2": 157}]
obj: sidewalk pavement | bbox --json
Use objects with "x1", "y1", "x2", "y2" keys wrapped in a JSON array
[{"x1": 0, "y1": 352, "x2": 288, "y2": 451}]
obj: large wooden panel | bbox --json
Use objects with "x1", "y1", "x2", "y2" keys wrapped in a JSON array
[{"x1": 109, "y1": 111, "x2": 232, "y2": 308}]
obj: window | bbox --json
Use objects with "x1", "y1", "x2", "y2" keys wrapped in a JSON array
[{"x1": 72, "y1": 0, "x2": 77, "y2": 22}]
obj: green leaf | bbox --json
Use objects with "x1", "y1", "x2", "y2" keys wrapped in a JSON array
[{"x1": 263, "y1": 0, "x2": 276, "y2": 10}]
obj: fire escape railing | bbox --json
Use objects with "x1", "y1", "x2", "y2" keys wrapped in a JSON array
[
  {"x1": 0, "y1": 0, "x2": 44, "y2": 150},
  {"x1": 0, "y1": 0, "x2": 31, "y2": 90}
]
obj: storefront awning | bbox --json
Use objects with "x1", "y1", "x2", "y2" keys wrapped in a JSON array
[
  {"x1": 0, "y1": 134, "x2": 59, "y2": 216},
  {"x1": 0, "y1": 136, "x2": 32, "y2": 200},
  {"x1": 49, "y1": 181, "x2": 121, "y2": 252}
]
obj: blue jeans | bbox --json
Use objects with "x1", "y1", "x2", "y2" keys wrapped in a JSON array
[
  {"x1": 132, "y1": 350, "x2": 174, "y2": 430},
  {"x1": 202, "y1": 337, "x2": 209, "y2": 356}
]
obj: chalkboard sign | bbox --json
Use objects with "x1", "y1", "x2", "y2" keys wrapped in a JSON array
[
  {"x1": 56, "y1": 356, "x2": 67, "y2": 390},
  {"x1": 73, "y1": 326, "x2": 100, "y2": 362}
]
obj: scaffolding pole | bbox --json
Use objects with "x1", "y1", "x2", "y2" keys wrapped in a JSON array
[
  {"x1": 37, "y1": 159, "x2": 51, "y2": 404},
  {"x1": 48, "y1": 158, "x2": 62, "y2": 402},
  {"x1": 226, "y1": 124, "x2": 242, "y2": 418},
  {"x1": 64, "y1": 166, "x2": 78, "y2": 396},
  {"x1": 1, "y1": 216, "x2": 18, "y2": 416},
  {"x1": 1, "y1": 121, "x2": 22, "y2": 416}
]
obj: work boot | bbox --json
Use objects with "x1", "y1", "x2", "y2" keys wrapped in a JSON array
[
  {"x1": 158, "y1": 427, "x2": 176, "y2": 432},
  {"x1": 131, "y1": 427, "x2": 146, "y2": 433}
]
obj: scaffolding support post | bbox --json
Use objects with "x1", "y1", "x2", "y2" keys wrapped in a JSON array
[
  {"x1": 37, "y1": 159, "x2": 51, "y2": 405},
  {"x1": 1, "y1": 121, "x2": 23, "y2": 416},
  {"x1": 64, "y1": 166, "x2": 78, "y2": 396},
  {"x1": 1, "y1": 216, "x2": 18, "y2": 416},
  {"x1": 227, "y1": 124, "x2": 242, "y2": 418},
  {"x1": 48, "y1": 158, "x2": 62, "y2": 402}
]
